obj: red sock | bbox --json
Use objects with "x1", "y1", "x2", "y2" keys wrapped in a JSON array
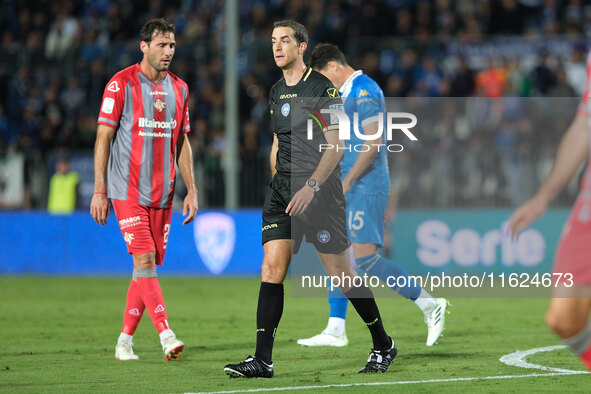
[
  {"x1": 581, "y1": 344, "x2": 591, "y2": 370},
  {"x1": 121, "y1": 278, "x2": 145, "y2": 335},
  {"x1": 136, "y1": 268, "x2": 170, "y2": 334}
]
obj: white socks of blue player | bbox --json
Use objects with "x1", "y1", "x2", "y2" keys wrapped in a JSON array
[
  {"x1": 324, "y1": 317, "x2": 347, "y2": 337},
  {"x1": 118, "y1": 332, "x2": 133, "y2": 344},
  {"x1": 414, "y1": 288, "x2": 438, "y2": 315}
]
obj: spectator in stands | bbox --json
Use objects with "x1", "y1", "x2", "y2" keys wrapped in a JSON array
[
  {"x1": 47, "y1": 156, "x2": 79, "y2": 214},
  {"x1": 476, "y1": 58, "x2": 508, "y2": 97},
  {"x1": 531, "y1": 51, "x2": 557, "y2": 95},
  {"x1": 450, "y1": 56, "x2": 475, "y2": 96}
]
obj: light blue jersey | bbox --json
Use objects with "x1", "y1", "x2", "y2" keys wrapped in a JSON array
[{"x1": 339, "y1": 71, "x2": 389, "y2": 195}]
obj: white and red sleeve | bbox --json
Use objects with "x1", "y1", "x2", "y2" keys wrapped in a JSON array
[
  {"x1": 180, "y1": 85, "x2": 190, "y2": 134},
  {"x1": 97, "y1": 77, "x2": 125, "y2": 128}
]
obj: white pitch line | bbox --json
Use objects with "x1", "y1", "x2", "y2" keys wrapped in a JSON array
[
  {"x1": 185, "y1": 371, "x2": 588, "y2": 394},
  {"x1": 499, "y1": 345, "x2": 589, "y2": 374},
  {"x1": 187, "y1": 345, "x2": 590, "y2": 394}
]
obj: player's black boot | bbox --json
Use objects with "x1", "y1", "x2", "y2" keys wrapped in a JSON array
[
  {"x1": 224, "y1": 355, "x2": 274, "y2": 378},
  {"x1": 358, "y1": 337, "x2": 398, "y2": 373}
]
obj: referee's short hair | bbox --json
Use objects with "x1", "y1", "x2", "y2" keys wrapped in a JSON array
[
  {"x1": 310, "y1": 43, "x2": 348, "y2": 70},
  {"x1": 273, "y1": 20, "x2": 308, "y2": 45}
]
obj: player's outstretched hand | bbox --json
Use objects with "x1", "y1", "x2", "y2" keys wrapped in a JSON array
[
  {"x1": 183, "y1": 189, "x2": 198, "y2": 225},
  {"x1": 507, "y1": 194, "x2": 548, "y2": 240},
  {"x1": 286, "y1": 185, "x2": 315, "y2": 216},
  {"x1": 90, "y1": 193, "x2": 110, "y2": 226}
]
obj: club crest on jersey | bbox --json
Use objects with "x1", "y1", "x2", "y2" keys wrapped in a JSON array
[
  {"x1": 317, "y1": 230, "x2": 331, "y2": 243},
  {"x1": 107, "y1": 81, "x2": 120, "y2": 92},
  {"x1": 154, "y1": 98, "x2": 166, "y2": 112},
  {"x1": 281, "y1": 103, "x2": 290, "y2": 117},
  {"x1": 124, "y1": 232, "x2": 134, "y2": 245}
]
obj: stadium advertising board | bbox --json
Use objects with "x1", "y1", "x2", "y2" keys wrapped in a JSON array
[{"x1": 0, "y1": 209, "x2": 569, "y2": 279}]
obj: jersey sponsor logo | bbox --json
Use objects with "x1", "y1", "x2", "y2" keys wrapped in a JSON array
[
  {"x1": 139, "y1": 130, "x2": 172, "y2": 138},
  {"x1": 154, "y1": 304, "x2": 165, "y2": 313},
  {"x1": 317, "y1": 230, "x2": 331, "y2": 243},
  {"x1": 359, "y1": 89, "x2": 370, "y2": 97},
  {"x1": 101, "y1": 97, "x2": 115, "y2": 114},
  {"x1": 124, "y1": 232, "x2": 134, "y2": 245},
  {"x1": 194, "y1": 212, "x2": 236, "y2": 275},
  {"x1": 149, "y1": 90, "x2": 168, "y2": 96},
  {"x1": 119, "y1": 216, "x2": 141, "y2": 229},
  {"x1": 279, "y1": 93, "x2": 298, "y2": 99},
  {"x1": 281, "y1": 103, "x2": 290, "y2": 116},
  {"x1": 107, "y1": 81, "x2": 120, "y2": 92},
  {"x1": 128, "y1": 308, "x2": 141, "y2": 316},
  {"x1": 326, "y1": 88, "x2": 340, "y2": 98},
  {"x1": 138, "y1": 117, "x2": 177, "y2": 130},
  {"x1": 154, "y1": 98, "x2": 166, "y2": 112}
]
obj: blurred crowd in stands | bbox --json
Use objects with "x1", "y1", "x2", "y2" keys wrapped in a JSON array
[{"x1": 0, "y1": 0, "x2": 590, "y2": 209}]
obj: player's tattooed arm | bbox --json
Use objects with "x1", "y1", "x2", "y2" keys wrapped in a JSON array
[
  {"x1": 90, "y1": 124, "x2": 116, "y2": 226},
  {"x1": 341, "y1": 121, "x2": 381, "y2": 194}
]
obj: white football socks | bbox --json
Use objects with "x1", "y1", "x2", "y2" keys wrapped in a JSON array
[
  {"x1": 118, "y1": 332, "x2": 133, "y2": 344},
  {"x1": 159, "y1": 328, "x2": 175, "y2": 344},
  {"x1": 325, "y1": 317, "x2": 346, "y2": 336},
  {"x1": 414, "y1": 288, "x2": 438, "y2": 314}
]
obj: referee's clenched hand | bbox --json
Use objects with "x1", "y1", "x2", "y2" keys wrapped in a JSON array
[{"x1": 286, "y1": 185, "x2": 315, "y2": 216}]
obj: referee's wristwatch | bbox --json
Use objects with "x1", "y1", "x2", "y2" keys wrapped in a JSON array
[{"x1": 306, "y1": 178, "x2": 320, "y2": 192}]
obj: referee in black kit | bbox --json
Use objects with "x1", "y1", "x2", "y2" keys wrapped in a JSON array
[{"x1": 224, "y1": 20, "x2": 397, "y2": 378}]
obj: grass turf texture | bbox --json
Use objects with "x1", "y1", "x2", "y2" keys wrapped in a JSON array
[{"x1": 1, "y1": 277, "x2": 589, "y2": 393}]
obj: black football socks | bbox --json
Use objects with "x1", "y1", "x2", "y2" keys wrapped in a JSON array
[
  {"x1": 254, "y1": 282, "x2": 284, "y2": 365},
  {"x1": 345, "y1": 285, "x2": 391, "y2": 350}
]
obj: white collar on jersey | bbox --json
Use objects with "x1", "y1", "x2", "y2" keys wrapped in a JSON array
[{"x1": 339, "y1": 70, "x2": 363, "y2": 98}]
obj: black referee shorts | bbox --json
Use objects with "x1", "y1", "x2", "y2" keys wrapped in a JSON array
[{"x1": 262, "y1": 173, "x2": 349, "y2": 254}]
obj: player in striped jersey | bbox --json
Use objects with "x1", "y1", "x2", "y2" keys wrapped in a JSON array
[{"x1": 90, "y1": 18, "x2": 198, "y2": 362}]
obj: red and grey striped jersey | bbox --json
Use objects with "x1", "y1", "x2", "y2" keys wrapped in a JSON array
[{"x1": 97, "y1": 63, "x2": 190, "y2": 208}]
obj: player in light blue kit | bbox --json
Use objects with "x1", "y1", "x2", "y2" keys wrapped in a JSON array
[{"x1": 298, "y1": 43, "x2": 448, "y2": 347}]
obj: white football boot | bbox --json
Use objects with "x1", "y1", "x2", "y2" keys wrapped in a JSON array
[
  {"x1": 297, "y1": 330, "x2": 349, "y2": 347},
  {"x1": 425, "y1": 298, "x2": 449, "y2": 346},
  {"x1": 162, "y1": 335, "x2": 185, "y2": 361},
  {"x1": 115, "y1": 341, "x2": 139, "y2": 361}
]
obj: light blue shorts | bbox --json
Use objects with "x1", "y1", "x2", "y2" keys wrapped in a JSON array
[{"x1": 345, "y1": 192, "x2": 388, "y2": 247}]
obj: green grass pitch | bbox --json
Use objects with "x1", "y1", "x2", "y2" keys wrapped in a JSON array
[{"x1": 1, "y1": 276, "x2": 589, "y2": 393}]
